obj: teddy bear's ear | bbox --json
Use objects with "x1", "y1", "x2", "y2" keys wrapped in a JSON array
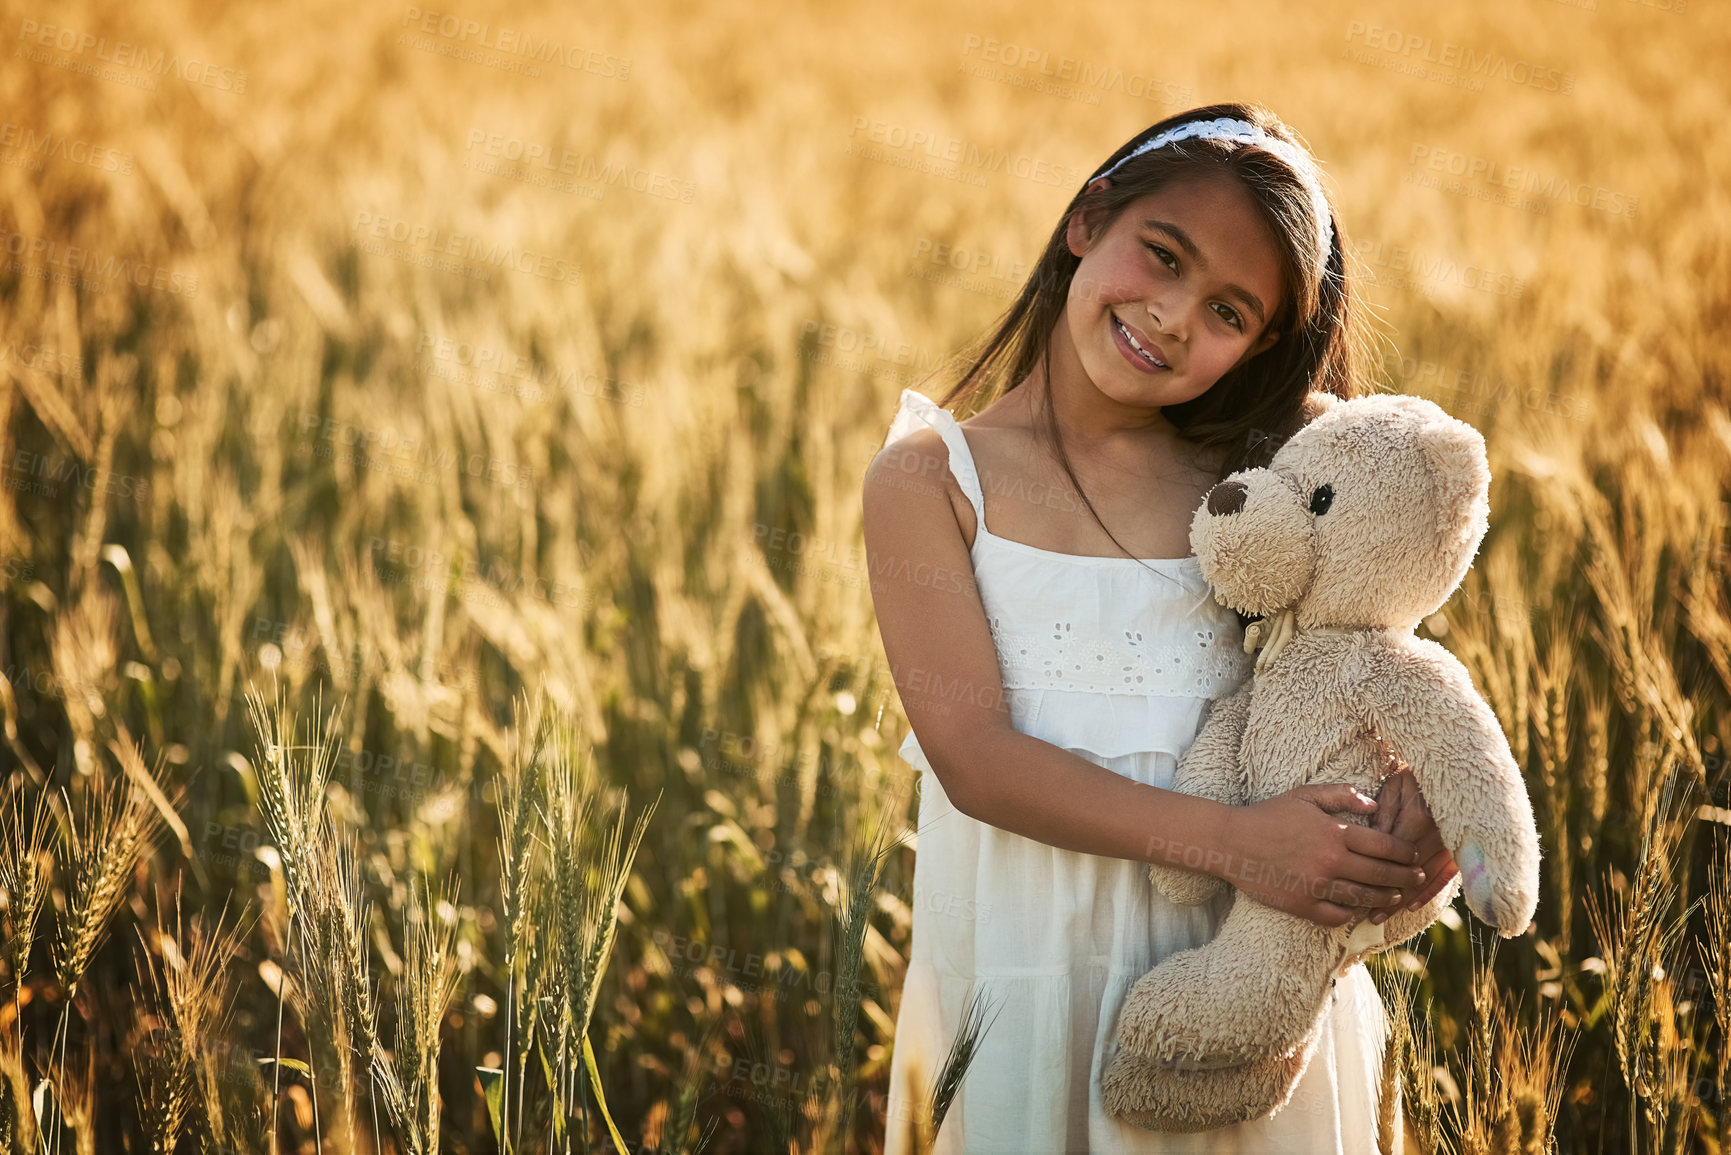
[
  {"x1": 1422, "y1": 416, "x2": 1492, "y2": 546},
  {"x1": 1298, "y1": 391, "x2": 1341, "y2": 425}
]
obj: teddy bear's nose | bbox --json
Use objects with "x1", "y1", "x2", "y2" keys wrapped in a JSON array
[{"x1": 1207, "y1": 481, "x2": 1248, "y2": 516}]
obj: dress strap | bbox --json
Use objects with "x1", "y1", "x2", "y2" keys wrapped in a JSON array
[{"x1": 880, "y1": 388, "x2": 987, "y2": 526}]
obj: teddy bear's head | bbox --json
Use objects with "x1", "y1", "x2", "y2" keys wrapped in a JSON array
[{"x1": 1190, "y1": 393, "x2": 1491, "y2": 632}]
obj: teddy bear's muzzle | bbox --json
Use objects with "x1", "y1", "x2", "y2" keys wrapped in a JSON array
[
  {"x1": 1205, "y1": 480, "x2": 1248, "y2": 516},
  {"x1": 1190, "y1": 469, "x2": 1316, "y2": 618}
]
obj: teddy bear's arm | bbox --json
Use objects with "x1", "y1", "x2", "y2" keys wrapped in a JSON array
[
  {"x1": 1147, "y1": 679, "x2": 1255, "y2": 905},
  {"x1": 1352, "y1": 636, "x2": 1542, "y2": 937}
]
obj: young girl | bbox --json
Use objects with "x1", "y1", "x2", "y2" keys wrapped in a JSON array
[{"x1": 866, "y1": 103, "x2": 1459, "y2": 1152}]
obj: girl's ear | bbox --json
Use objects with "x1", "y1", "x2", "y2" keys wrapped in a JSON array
[{"x1": 1065, "y1": 178, "x2": 1114, "y2": 257}]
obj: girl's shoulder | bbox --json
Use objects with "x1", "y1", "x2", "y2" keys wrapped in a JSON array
[
  {"x1": 871, "y1": 422, "x2": 961, "y2": 491},
  {"x1": 868, "y1": 413, "x2": 981, "y2": 529}
]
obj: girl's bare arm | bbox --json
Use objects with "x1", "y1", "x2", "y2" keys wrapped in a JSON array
[{"x1": 862, "y1": 433, "x2": 1427, "y2": 926}]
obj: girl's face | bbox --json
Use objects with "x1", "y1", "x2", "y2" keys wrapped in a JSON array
[{"x1": 1062, "y1": 171, "x2": 1287, "y2": 408}]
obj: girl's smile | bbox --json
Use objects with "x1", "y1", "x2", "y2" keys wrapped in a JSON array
[{"x1": 1110, "y1": 313, "x2": 1171, "y2": 372}]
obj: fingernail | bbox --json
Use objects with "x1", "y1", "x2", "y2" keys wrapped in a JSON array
[
  {"x1": 1416, "y1": 869, "x2": 1427, "y2": 883},
  {"x1": 1371, "y1": 912, "x2": 1387, "y2": 924},
  {"x1": 1408, "y1": 901, "x2": 1421, "y2": 911}
]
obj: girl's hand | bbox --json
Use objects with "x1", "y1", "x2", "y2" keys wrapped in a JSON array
[
  {"x1": 1367, "y1": 767, "x2": 1458, "y2": 924},
  {"x1": 1222, "y1": 784, "x2": 1429, "y2": 929}
]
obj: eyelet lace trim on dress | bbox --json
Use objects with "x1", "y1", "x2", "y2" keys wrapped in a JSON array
[{"x1": 987, "y1": 616, "x2": 1253, "y2": 696}]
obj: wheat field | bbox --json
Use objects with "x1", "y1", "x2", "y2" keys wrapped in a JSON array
[{"x1": 0, "y1": 0, "x2": 1728, "y2": 1150}]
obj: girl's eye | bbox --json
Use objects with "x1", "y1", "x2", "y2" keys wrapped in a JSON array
[
  {"x1": 1144, "y1": 242, "x2": 1179, "y2": 273},
  {"x1": 1143, "y1": 242, "x2": 1244, "y2": 331}
]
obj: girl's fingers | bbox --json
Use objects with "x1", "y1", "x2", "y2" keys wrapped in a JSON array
[
  {"x1": 1390, "y1": 793, "x2": 1442, "y2": 848},
  {"x1": 1405, "y1": 862, "x2": 1460, "y2": 907},
  {"x1": 1393, "y1": 811, "x2": 1439, "y2": 848},
  {"x1": 1398, "y1": 878, "x2": 1442, "y2": 912},
  {"x1": 1404, "y1": 859, "x2": 1460, "y2": 910},
  {"x1": 1314, "y1": 783, "x2": 1380, "y2": 814},
  {"x1": 1314, "y1": 900, "x2": 1367, "y2": 928},
  {"x1": 1385, "y1": 786, "x2": 1416, "y2": 834},
  {"x1": 1385, "y1": 799, "x2": 1415, "y2": 839},
  {"x1": 1343, "y1": 825, "x2": 1422, "y2": 869}
]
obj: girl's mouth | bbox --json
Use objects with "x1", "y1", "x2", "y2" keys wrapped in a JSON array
[{"x1": 1112, "y1": 315, "x2": 1170, "y2": 372}]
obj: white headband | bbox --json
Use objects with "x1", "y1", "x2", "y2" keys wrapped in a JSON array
[{"x1": 1094, "y1": 116, "x2": 1334, "y2": 273}]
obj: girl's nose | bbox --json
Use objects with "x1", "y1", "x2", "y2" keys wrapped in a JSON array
[{"x1": 1145, "y1": 298, "x2": 1189, "y2": 344}]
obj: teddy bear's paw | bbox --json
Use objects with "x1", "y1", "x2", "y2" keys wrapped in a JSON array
[
  {"x1": 1457, "y1": 840, "x2": 1529, "y2": 933},
  {"x1": 1149, "y1": 862, "x2": 1227, "y2": 905},
  {"x1": 1458, "y1": 840, "x2": 1495, "y2": 922}
]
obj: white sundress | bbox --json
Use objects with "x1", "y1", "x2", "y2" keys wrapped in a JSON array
[{"x1": 878, "y1": 389, "x2": 1397, "y2": 1155}]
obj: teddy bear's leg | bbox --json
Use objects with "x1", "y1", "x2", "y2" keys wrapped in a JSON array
[
  {"x1": 1112, "y1": 898, "x2": 1338, "y2": 1070},
  {"x1": 1101, "y1": 1018, "x2": 1322, "y2": 1133}
]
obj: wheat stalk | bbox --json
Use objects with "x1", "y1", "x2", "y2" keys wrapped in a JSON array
[
  {"x1": 134, "y1": 935, "x2": 196, "y2": 1155},
  {"x1": 245, "y1": 685, "x2": 346, "y2": 1155},
  {"x1": 51, "y1": 756, "x2": 165, "y2": 999},
  {"x1": 1583, "y1": 763, "x2": 1695, "y2": 1148},
  {"x1": 0, "y1": 787, "x2": 53, "y2": 985},
  {"x1": 394, "y1": 872, "x2": 462, "y2": 1155},
  {"x1": 136, "y1": 886, "x2": 250, "y2": 1154},
  {"x1": 0, "y1": 976, "x2": 37, "y2": 1155},
  {"x1": 656, "y1": 1017, "x2": 724, "y2": 1155},
  {"x1": 535, "y1": 715, "x2": 657, "y2": 1151},
  {"x1": 540, "y1": 732, "x2": 599, "y2": 1145},
  {"x1": 1435, "y1": 933, "x2": 1573, "y2": 1155},
  {"x1": 1702, "y1": 832, "x2": 1731, "y2": 1147},
  {"x1": 515, "y1": 898, "x2": 553, "y2": 1154},
  {"x1": 1529, "y1": 615, "x2": 1577, "y2": 953},
  {"x1": 924, "y1": 982, "x2": 1000, "y2": 1147},
  {"x1": 245, "y1": 684, "x2": 343, "y2": 916},
  {"x1": 1400, "y1": 993, "x2": 1449, "y2": 1154},
  {"x1": 827, "y1": 816, "x2": 902, "y2": 1155},
  {"x1": 1372, "y1": 968, "x2": 1411, "y2": 1155},
  {"x1": 44, "y1": 743, "x2": 164, "y2": 1155},
  {"x1": 1577, "y1": 483, "x2": 1707, "y2": 791},
  {"x1": 494, "y1": 688, "x2": 551, "y2": 1155},
  {"x1": 0, "y1": 785, "x2": 53, "y2": 1155},
  {"x1": 1578, "y1": 686, "x2": 1612, "y2": 876},
  {"x1": 40, "y1": 1045, "x2": 95, "y2": 1155},
  {"x1": 173, "y1": 898, "x2": 252, "y2": 1154}
]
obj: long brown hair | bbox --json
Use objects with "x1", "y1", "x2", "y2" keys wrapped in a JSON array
[{"x1": 924, "y1": 101, "x2": 1373, "y2": 565}]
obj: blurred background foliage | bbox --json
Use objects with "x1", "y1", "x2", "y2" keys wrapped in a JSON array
[{"x1": 0, "y1": 0, "x2": 1728, "y2": 1150}]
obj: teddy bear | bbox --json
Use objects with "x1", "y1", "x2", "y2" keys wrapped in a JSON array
[{"x1": 1099, "y1": 391, "x2": 1543, "y2": 1133}]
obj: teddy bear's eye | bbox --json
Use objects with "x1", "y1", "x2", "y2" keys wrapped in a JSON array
[{"x1": 1309, "y1": 485, "x2": 1335, "y2": 515}]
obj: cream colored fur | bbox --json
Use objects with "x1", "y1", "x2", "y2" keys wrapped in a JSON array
[{"x1": 1101, "y1": 392, "x2": 1543, "y2": 1131}]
